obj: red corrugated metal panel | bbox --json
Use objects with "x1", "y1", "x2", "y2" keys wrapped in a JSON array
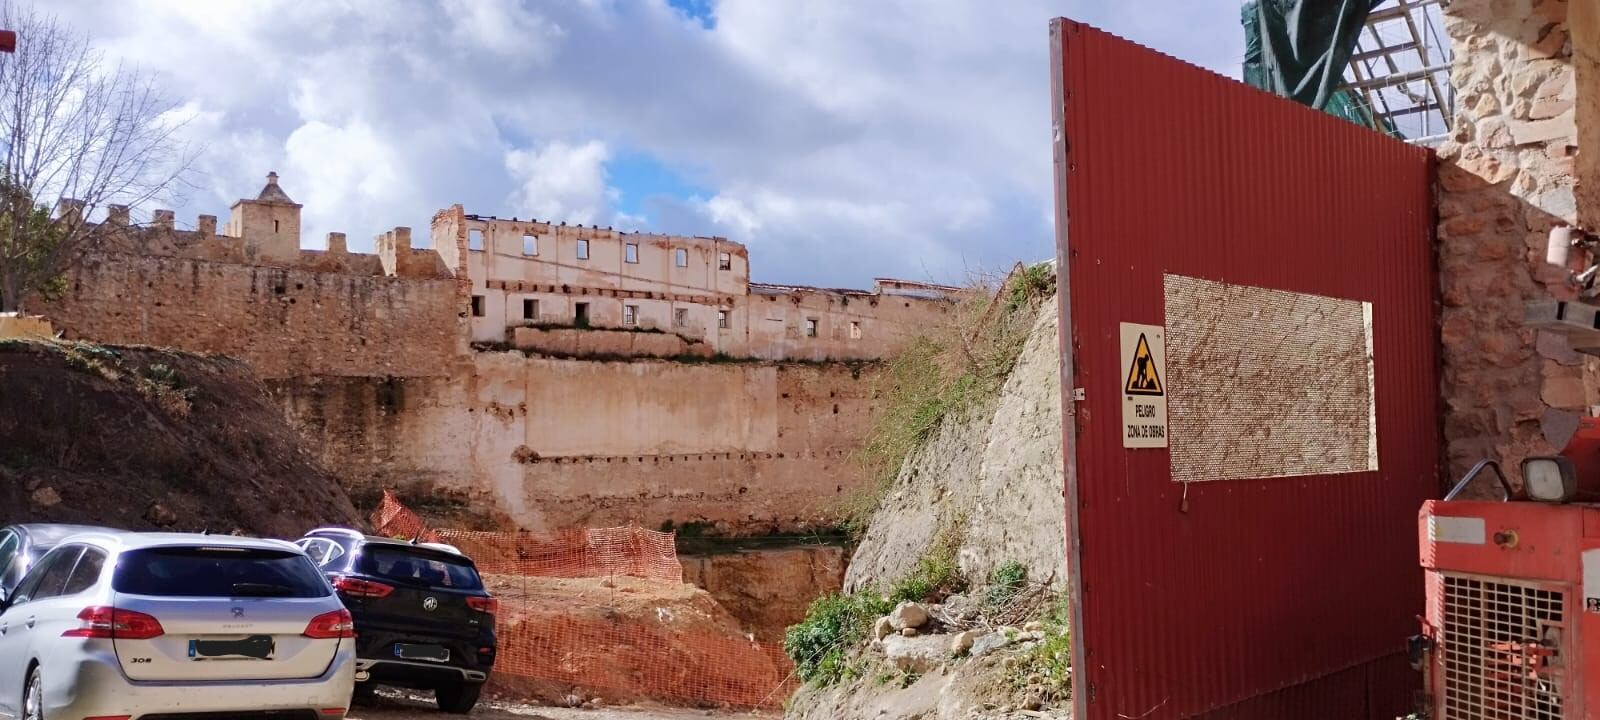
[{"x1": 1049, "y1": 19, "x2": 1438, "y2": 720}]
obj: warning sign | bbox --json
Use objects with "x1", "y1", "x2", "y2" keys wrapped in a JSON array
[{"x1": 1120, "y1": 323, "x2": 1168, "y2": 448}]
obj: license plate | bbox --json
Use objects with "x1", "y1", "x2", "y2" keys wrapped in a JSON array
[
  {"x1": 189, "y1": 635, "x2": 275, "y2": 660},
  {"x1": 394, "y1": 643, "x2": 450, "y2": 663}
]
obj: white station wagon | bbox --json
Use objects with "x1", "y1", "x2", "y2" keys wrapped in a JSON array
[{"x1": 0, "y1": 531, "x2": 356, "y2": 720}]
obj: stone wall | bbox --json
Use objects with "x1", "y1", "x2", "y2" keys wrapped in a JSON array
[
  {"x1": 46, "y1": 247, "x2": 463, "y2": 379},
  {"x1": 1437, "y1": 0, "x2": 1600, "y2": 489},
  {"x1": 271, "y1": 354, "x2": 877, "y2": 534}
]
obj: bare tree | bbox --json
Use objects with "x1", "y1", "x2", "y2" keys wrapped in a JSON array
[{"x1": 0, "y1": 2, "x2": 193, "y2": 313}]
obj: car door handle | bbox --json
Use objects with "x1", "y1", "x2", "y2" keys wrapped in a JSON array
[
  {"x1": 0, "y1": 621, "x2": 7, "y2": 634},
  {"x1": 24, "y1": 616, "x2": 33, "y2": 629}
]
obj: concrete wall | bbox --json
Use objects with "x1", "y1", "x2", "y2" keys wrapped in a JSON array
[
  {"x1": 272, "y1": 354, "x2": 877, "y2": 533},
  {"x1": 1438, "y1": 0, "x2": 1600, "y2": 490}
]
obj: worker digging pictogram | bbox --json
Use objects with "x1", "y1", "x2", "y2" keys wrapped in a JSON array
[{"x1": 1123, "y1": 332, "x2": 1164, "y2": 396}]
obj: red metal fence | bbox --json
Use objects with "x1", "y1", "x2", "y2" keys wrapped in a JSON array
[{"x1": 1050, "y1": 19, "x2": 1437, "y2": 720}]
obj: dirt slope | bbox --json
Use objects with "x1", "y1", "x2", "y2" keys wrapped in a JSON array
[
  {"x1": 846, "y1": 300, "x2": 1065, "y2": 592},
  {"x1": 0, "y1": 339, "x2": 359, "y2": 536}
]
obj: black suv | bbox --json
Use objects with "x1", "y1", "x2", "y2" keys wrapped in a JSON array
[{"x1": 297, "y1": 528, "x2": 498, "y2": 713}]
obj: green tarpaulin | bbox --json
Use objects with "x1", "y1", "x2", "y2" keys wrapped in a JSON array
[{"x1": 1242, "y1": 0, "x2": 1390, "y2": 131}]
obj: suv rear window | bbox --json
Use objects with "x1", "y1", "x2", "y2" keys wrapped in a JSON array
[
  {"x1": 114, "y1": 547, "x2": 331, "y2": 598},
  {"x1": 359, "y1": 546, "x2": 483, "y2": 591}
]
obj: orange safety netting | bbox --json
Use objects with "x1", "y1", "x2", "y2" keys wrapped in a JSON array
[{"x1": 370, "y1": 491, "x2": 798, "y2": 709}]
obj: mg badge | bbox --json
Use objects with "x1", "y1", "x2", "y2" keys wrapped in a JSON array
[
  {"x1": 231, "y1": 607, "x2": 245, "y2": 618},
  {"x1": 422, "y1": 596, "x2": 438, "y2": 612}
]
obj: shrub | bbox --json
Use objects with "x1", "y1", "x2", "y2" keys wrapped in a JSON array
[
  {"x1": 846, "y1": 266, "x2": 1053, "y2": 534},
  {"x1": 984, "y1": 561, "x2": 1029, "y2": 609},
  {"x1": 784, "y1": 592, "x2": 893, "y2": 686}
]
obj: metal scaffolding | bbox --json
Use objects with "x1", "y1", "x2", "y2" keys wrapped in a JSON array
[{"x1": 1344, "y1": 0, "x2": 1453, "y2": 145}]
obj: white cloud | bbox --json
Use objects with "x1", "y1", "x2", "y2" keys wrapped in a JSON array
[
  {"x1": 504, "y1": 140, "x2": 614, "y2": 226},
  {"x1": 51, "y1": 0, "x2": 1246, "y2": 285}
]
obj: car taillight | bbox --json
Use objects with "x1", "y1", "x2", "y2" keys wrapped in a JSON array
[
  {"x1": 304, "y1": 608, "x2": 355, "y2": 639},
  {"x1": 332, "y1": 576, "x2": 394, "y2": 599},
  {"x1": 63, "y1": 607, "x2": 164, "y2": 640},
  {"x1": 467, "y1": 596, "x2": 498, "y2": 616}
]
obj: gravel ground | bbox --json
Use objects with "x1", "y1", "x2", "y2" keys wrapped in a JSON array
[{"x1": 346, "y1": 689, "x2": 776, "y2": 720}]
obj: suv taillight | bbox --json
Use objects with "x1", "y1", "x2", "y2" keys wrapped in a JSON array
[
  {"x1": 467, "y1": 596, "x2": 498, "y2": 616},
  {"x1": 304, "y1": 608, "x2": 355, "y2": 639},
  {"x1": 63, "y1": 607, "x2": 164, "y2": 639},
  {"x1": 332, "y1": 576, "x2": 394, "y2": 599}
]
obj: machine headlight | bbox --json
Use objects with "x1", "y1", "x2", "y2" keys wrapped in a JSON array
[{"x1": 1522, "y1": 456, "x2": 1577, "y2": 503}]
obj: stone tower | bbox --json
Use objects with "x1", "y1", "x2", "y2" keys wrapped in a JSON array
[{"x1": 226, "y1": 171, "x2": 302, "y2": 262}]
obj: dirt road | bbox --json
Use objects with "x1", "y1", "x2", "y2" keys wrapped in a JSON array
[{"x1": 347, "y1": 690, "x2": 775, "y2": 720}]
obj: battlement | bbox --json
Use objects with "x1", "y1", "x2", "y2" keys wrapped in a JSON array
[{"x1": 63, "y1": 175, "x2": 451, "y2": 281}]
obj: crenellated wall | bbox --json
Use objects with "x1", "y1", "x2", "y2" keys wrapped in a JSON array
[
  {"x1": 44, "y1": 219, "x2": 464, "y2": 379},
  {"x1": 34, "y1": 177, "x2": 922, "y2": 537}
]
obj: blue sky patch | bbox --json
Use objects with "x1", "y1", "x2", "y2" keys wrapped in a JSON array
[
  {"x1": 667, "y1": 0, "x2": 715, "y2": 28},
  {"x1": 607, "y1": 151, "x2": 709, "y2": 220}
]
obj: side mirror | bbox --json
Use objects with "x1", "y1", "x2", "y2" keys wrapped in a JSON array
[
  {"x1": 1522, "y1": 456, "x2": 1578, "y2": 503},
  {"x1": 0, "y1": 590, "x2": 11, "y2": 615}
]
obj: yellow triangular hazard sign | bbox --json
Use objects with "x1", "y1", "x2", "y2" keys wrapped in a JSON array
[{"x1": 1124, "y1": 333, "x2": 1163, "y2": 396}]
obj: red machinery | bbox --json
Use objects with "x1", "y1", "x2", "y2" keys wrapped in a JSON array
[{"x1": 1417, "y1": 417, "x2": 1600, "y2": 719}]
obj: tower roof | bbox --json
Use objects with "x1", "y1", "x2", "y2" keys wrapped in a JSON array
[{"x1": 255, "y1": 171, "x2": 296, "y2": 204}]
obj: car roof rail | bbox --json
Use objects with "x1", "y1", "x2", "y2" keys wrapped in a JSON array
[{"x1": 304, "y1": 526, "x2": 367, "y2": 540}]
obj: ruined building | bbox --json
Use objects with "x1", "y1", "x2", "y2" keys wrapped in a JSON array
[{"x1": 40, "y1": 173, "x2": 956, "y2": 533}]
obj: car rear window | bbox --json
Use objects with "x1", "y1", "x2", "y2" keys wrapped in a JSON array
[
  {"x1": 359, "y1": 546, "x2": 483, "y2": 591},
  {"x1": 113, "y1": 547, "x2": 331, "y2": 598}
]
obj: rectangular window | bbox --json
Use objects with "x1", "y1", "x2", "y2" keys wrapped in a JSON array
[
  {"x1": 625, "y1": 243, "x2": 639, "y2": 264},
  {"x1": 575, "y1": 302, "x2": 590, "y2": 327},
  {"x1": 674, "y1": 308, "x2": 688, "y2": 327},
  {"x1": 850, "y1": 321, "x2": 861, "y2": 339},
  {"x1": 468, "y1": 229, "x2": 484, "y2": 252},
  {"x1": 523, "y1": 298, "x2": 538, "y2": 321},
  {"x1": 522, "y1": 234, "x2": 538, "y2": 256},
  {"x1": 624, "y1": 304, "x2": 639, "y2": 326},
  {"x1": 114, "y1": 547, "x2": 331, "y2": 598},
  {"x1": 717, "y1": 310, "x2": 729, "y2": 329},
  {"x1": 718, "y1": 252, "x2": 732, "y2": 271},
  {"x1": 805, "y1": 318, "x2": 818, "y2": 337},
  {"x1": 470, "y1": 295, "x2": 485, "y2": 317},
  {"x1": 675, "y1": 248, "x2": 688, "y2": 267},
  {"x1": 577, "y1": 239, "x2": 590, "y2": 260}
]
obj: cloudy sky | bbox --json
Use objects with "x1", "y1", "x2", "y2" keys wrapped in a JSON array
[{"x1": 56, "y1": 1, "x2": 1245, "y2": 287}]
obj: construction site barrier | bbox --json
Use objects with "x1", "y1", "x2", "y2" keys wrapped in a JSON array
[{"x1": 370, "y1": 491, "x2": 798, "y2": 709}]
